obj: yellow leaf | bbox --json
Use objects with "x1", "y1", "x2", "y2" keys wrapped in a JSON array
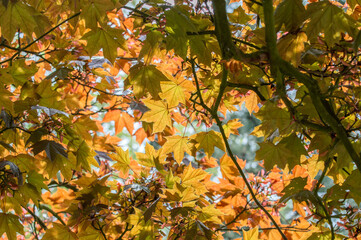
[
  {"x1": 42, "y1": 223, "x2": 77, "y2": 240},
  {"x1": 142, "y1": 99, "x2": 172, "y2": 133},
  {"x1": 160, "y1": 77, "x2": 187, "y2": 108},
  {"x1": 198, "y1": 205, "x2": 223, "y2": 224},
  {"x1": 223, "y1": 119, "x2": 243, "y2": 138},
  {"x1": 242, "y1": 227, "x2": 259, "y2": 240},
  {"x1": 162, "y1": 136, "x2": 192, "y2": 164},
  {"x1": 243, "y1": 91, "x2": 259, "y2": 113},
  {"x1": 181, "y1": 164, "x2": 208, "y2": 185},
  {"x1": 78, "y1": 226, "x2": 105, "y2": 240},
  {"x1": 277, "y1": 32, "x2": 307, "y2": 66},
  {"x1": 193, "y1": 130, "x2": 225, "y2": 157},
  {"x1": 0, "y1": 213, "x2": 24, "y2": 240},
  {"x1": 111, "y1": 147, "x2": 130, "y2": 175},
  {"x1": 80, "y1": 0, "x2": 116, "y2": 29},
  {"x1": 220, "y1": 154, "x2": 244, "y2": 181},
  {"x1": 136, "y1": 143, "x2": 158, "y2": 167}
]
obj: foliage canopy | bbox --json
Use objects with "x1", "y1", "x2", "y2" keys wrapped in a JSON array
[{"x1": 0, "y1": 0, "x2": 361, "y2": 239}]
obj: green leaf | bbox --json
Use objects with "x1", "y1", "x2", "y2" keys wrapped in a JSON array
[
  {"x1": 279, "y1": 177, "x2": 308, "y2": 203},
  {"x1": 194, "y1": 130, "x2": 225, "y2": 158},
  {"x1": 256, "y1": 134, "x2": 307, "y2": 170},
  {"x1": 306, "y1": 1, "x2": 357, "y2": 46},
  {"x1": 353, "y1": 29, "x2": 361, "y2": 52},
  {"x1": 254, "y1": 101, "x2": 291, "y2": 138},
  {"x1": 35, "y1": 79, "x2": 64, "y2": 111},
  {"x1": 32, "y1": 140, "x2": 68, "y2": 162},
  {"x1": 0, "y1": 1, "x2": 49, "y2": 41},
  {"x1": 26, "y1": 170, "x2": 49, "y2": 192},
  {"x1": 42, "y1": 223, "x2": 77, "y2": 240},
  {"x1": 189, "y1": 35, "x2": 213, "y2": 66},
  {"x1": 274, "y1": 0, "x2": 306, "y2": 32},
  {"x1": 0, "y1": 88, "x2": 14, "y2": 114},
  {"x1": 19, "y1": 183, "x2": 42, "y2": 206},
  {"x1": 76, "y1": 141, "x2": 98, "y2": 171},
  {"x1": 80, "y1": 0, "x2": 116, "y2": 29},
  {"x1": 83, "y1": 26, "x2": 127, "y2": 63},
  {"x1": 126, "y1": 64, "x2": 168, "y2": 99},
  {"x1": 228, "y1": 6, "x2": 251, "y2": 25},
  {"x1": 139, "y1": 30, "x2": 164, "y2": 64},
  {"x1": 26, "y1": 128, "x2": 49, "y2": 146},
  {"x1": 0, "y1": 213, "x2": 24, "y2": 240}
]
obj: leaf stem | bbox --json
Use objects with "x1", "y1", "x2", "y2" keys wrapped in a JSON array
[
  {"x1": 23, "y1": 205, "x2": 48, "y2": 230},
  {"x1": 39, "y1": 204, "x2": 66, "y2": 226}
]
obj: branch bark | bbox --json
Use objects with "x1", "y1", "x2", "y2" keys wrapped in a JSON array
[
  {"x1": 211, "y1": 1, "x2": 288, "y2": 239},
  {"x1": 262, "y1": 0, "x2": 361, "y2": 174}
]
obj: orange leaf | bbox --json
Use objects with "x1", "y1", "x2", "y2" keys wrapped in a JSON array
[{"x1": 103, "y1": 110, "x2": 134, "y2": 135}]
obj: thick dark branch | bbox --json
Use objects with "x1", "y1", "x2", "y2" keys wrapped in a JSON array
[
  {"x1": 262, "y1": 0, "x2": 361, "y2": 174},
  {"x1": 211, "y1": 1, "x2": 287, "y2": 238}
]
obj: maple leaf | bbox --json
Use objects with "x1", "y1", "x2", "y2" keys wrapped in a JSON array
[
  {"x1": 76, "y1": 141, "x2": 98, "y2": 171},
  {"x1": 42, "y1": 223, "x2": 77, "y2": 240},
  {"x1": 193, "y1": 130, "x2": 225, "y2": 157},
  {"x1": 126, "y1": 64, "x2": 168, "y2": 99},
  {"x1": 83, "y1": 26, "x2": 127, "y2": 63},
  {"x1": 274, "y1": 0, "x2": 306, "y2": 32},
  {"x1": 78, "y1": 226, "x2": 105, "y2": 240},
  {"x1": 0, "y1": 89, "x2": 14, "y2": 114},
  {"x1": 0, "y1": 213, "x2": 24, "y2": 240},
  {"x1": 306, "y1": 1, "x2": 357, "y2": 46},
  {"x1": 242, "y1": 227, "x2": 259, "y2": 240},
  {"x1": 256, "y1": 134, "x2": 308, "y2": 170},
  {"x1": 254, "y1": 101, "x2": 291, "y2": 138},
  {"x1": 198, "y1": 205, "x2": 223, "y2": 224},
  {"x1": 80, "y1": 0, "x2": 116, "y2": 29},
  {"x1": 111, "y1": 146, "x2": 130, "y2": 175},
  {"x1": 32, "y1": 140, "x2": 68, "y2": 162},
  {"x1": 181, "y1": 164, "x2": 209, "y2": 188},
  {"x1": 0, "y1": 1, "x2": 49, "y2": 41},
  {"x1": 102, "y1": 110, "x2": 134, "y2": 135},
  {"x1": 162, "y1": 136, "x2": 192, "y2": 164},
  {"x1": 277, "y1": 32, "x2": 307, "y2": 66},
  {"x1": 220, "y1": 154, "x2": 245, "y2": 181},
  {"x1": 160, "y1": 77, "x2": 188, "y2": 108},
  {"x1": 242, "y1": 91, "x2": 260, "y2": 113},
  {"x1": 141, "y1": 99, "x2": 172, "y2": 133},
  {"x1": 19, "y1": 183, "x2": 43, "y2": 207},
  {"x1": 223, "y1": 119, "x2": 243, "y2": 138},
  {"x1": 228, "y1": 6, "x2": 251, "y2": 25}
]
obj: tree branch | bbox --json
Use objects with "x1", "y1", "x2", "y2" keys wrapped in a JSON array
[
  {"x1": 211, "y1": 1, "x2": 287, "y2": 238},
  {"x1": 262, "y1": 0, "x2": 361, "y2": 174}
]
